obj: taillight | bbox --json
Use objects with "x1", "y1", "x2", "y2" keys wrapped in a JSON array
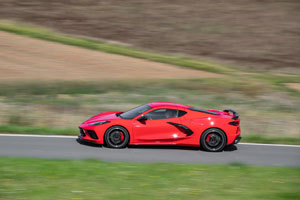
[{"x1": 229, "y1": 121, "x2": 239, "y2": 126}]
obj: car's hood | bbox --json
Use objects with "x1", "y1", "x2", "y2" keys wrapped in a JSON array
[{"x1": 83, "y1": 111, "x2": 123, "y2": 124}]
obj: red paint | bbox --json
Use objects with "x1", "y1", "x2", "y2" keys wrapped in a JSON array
[{"x1": 79, "y1": 102, "x2": 241, "y2": 147}]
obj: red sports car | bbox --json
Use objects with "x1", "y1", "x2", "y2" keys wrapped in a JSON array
[{"x1": 78, "y1": 102, "x2": 241, "y2": 152}]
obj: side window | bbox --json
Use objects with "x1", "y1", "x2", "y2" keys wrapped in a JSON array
[
  {"x1": 145, "y1": 109, "x2": 178, "y2": 120},
  {"x1": 178, "y1": 110, "x2": 187, "y2": 117}
]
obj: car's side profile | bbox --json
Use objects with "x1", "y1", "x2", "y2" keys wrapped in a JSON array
[{"x1": 78, "y1": 102, "x2": 241, "y2": 152}]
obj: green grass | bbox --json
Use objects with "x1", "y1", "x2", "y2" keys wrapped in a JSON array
[
  {"x1": 0, "y1": 157, "x2": 299, "y2": 200},
  {"x1": 0, "y1": 125, "x2": 299, "y2": 145},
  {"x1": 241, "y1": 135, "x2": 300, "y2": 145},
  {"x1": 0, "y1": 20, "x2": 232, "y2": 74},
  {"x1": 0, "y1": 125, "x2": 76, "y2": 136},
  {"x1": 251, "y1": 74, "x2": 300, "y2": 97},
  {"x1": 0, "y1": 80, "x2": 138, "y2": 96},
  {"x1": 0, "y1": 78, "x2": 270, "y2": 97}
]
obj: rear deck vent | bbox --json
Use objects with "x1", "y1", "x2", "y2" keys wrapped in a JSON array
[{"x1": 188, "y1": 108, "x2": 220, "y2": 115}]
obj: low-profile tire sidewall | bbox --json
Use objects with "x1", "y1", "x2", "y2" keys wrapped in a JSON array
[
  {"x1": 200, "y1": 128, "x2": 227, "y2": 152},
  {"x1": 104, "y1": 126, "x2": 129, "y2": 148}
]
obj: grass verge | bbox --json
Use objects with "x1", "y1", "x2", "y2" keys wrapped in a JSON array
[
  {"x1": 0, "y1": 125, "x2": 299, "y2": 145},
  {"x1": 0, "y1": 20, "x2": 231, "y2": 74},
  {"x1": 241, "y1": 135, "x2": 300, "y2": 145},
  {"x1": 0, "y1": 157, "x2": 299, "y2": 200},
  {"x1": 0, "y1": 78, "x2": 270, "y2": 97},
  {"x1": 0, "y1": 125, "x2": 76, "y2": 136}
]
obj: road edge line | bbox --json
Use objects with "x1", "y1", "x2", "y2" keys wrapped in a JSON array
[
  {"x1": 0, "y1": 133, "x2": 299, "y2": 147},
  {"x1": 0, "y1": 133, "x2": 77, "y2": 138},
  {"x1": 238, "y1": 142, "x2": 300, "y2": 148}
]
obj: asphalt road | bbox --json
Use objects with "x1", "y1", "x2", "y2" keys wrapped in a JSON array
[{"x1": 0, "y1": 134, "x2": 299, "y2": 166}]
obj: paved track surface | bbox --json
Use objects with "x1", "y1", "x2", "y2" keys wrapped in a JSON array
[{"x1": 0, "y1": 135, "x2": 299, "y2": 166}]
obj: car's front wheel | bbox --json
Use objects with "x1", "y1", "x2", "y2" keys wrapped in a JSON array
[
  {"x1": 200, "y1": 128, "x2": 227, "y2": 152},
  {"x1": 104, "y1": 126, "x2": 129, "y2": 148}
]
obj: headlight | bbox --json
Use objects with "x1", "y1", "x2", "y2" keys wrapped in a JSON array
[{"x1": 88, "y1": 121, "x2": 110, "y2": 126}]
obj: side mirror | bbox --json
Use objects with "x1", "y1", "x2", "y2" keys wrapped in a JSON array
[{"x1": 137, "y1": 115, "x2": 147, "y2": 121}]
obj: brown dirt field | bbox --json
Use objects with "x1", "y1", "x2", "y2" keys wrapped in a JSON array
[
  {"x1": 0, "y1": 0, "x2": 299, "y2": 73},
  {"x1": 285, "y1": 83, "x2": 300, "y2": 92},
  {"x1": 0, "y1": 31, "x2": 221, "y2": 81}
]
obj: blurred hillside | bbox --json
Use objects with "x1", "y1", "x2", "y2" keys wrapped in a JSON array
[
  {"x1": 0, "y1": 0, "x2": 299, "y2": 73},
  {"x1": 0, "y1": 1, "x2": 299, "y2": 143},
  {"x1": 0, "y1": 31, "x2": 220, "y2": 81}
]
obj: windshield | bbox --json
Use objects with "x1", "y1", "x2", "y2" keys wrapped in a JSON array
[{"x1": 119, "y1": 104, "x2": 152, "y2": 119}]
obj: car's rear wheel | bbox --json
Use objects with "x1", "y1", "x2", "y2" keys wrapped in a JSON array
[
  {"x1": 200, "y1": 128, "x2": 227, "y2": 152},
  {"x1": 104, "y1": 126, "x2": 129, "y2": 148}
]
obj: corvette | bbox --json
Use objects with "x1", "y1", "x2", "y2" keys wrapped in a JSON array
[{"x1": 78, "y1": 102, "x2": 241, "y2": 152}]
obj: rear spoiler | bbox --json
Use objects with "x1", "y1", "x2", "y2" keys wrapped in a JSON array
[{"x1": 223, "y1": 109, "x2": 239, "y2": 120}]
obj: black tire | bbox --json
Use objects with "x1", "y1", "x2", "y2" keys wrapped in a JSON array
[
  {"x1": 200, "y1": 128, "x2": 227, "y2": 152},
  {"x1": 104, "y1": 126, "x2": 129, "y2": 148}
]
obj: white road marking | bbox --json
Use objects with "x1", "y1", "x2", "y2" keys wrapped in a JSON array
[
  {"x1": 0, "y1": 134, "x2": 299, "y2": 148},
  {"x1": 0, "y1": 133, "x2": 77, "y2": 138},
  {"x1": 238, "y1": 142, "x2": 300, "y2": 148}
]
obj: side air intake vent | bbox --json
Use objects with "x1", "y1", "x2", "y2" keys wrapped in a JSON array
[
  {"x1": 79, "y1": 128, "x2": 86, "y2": 137},
  {"x1": 86, "y1": 130, "x2": 98, "y2": 139}
]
